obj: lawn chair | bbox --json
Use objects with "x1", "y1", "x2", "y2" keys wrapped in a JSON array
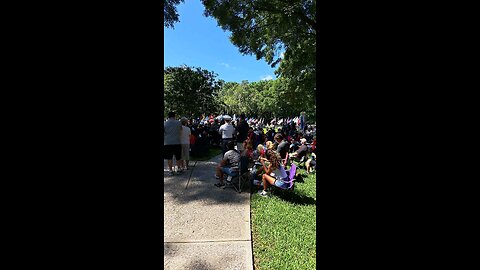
[
  {"x1": 269, "y1": 163, "x2": 297, "y2": 193},
  {"x1": 226, "y1": 156, "x2": 251, "y2": 193}
]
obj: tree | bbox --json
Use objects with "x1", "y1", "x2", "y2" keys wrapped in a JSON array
[
  {"x1": 216, "y1": 77, "x2": 315, "y2": 120},
  {"x1": 164, "y1": 66, "x2": 222, "y2": 117},
  {"x1": 164, "y1": 0, "x2": 184, "y2": 28},
  {"x1": 201, "y1": 0, "x2": 316, "y2": 99}
]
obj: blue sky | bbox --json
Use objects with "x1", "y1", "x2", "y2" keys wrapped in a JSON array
[{"x1": 164, "y1": 0, "x2": 277, "y2": 83}]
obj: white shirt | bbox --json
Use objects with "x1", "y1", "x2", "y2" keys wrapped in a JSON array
[
  {"x1": 271, "y1": 164, "x2": 288, "y2": 180},
  {"x1": 219, "y1": 122, "x2": 235, "y2": 139},
  {"x1": 180, "y1": 125, "x2": 191, "y2": 144}
]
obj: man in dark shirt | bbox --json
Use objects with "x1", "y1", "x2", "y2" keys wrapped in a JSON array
[
  {"x1": 274, "y1": 133, "x2": 289, "y2": 162},
  {"x1": 289, "y1": 138, "x2": 308, "y2": 161},
  {"x1": 235, "y1": 113, "x2": 249, "y2": 151}
]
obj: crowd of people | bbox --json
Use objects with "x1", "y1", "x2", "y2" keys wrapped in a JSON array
[{"x1": 164, "y1": 111, "x2": 317, "y2": 195}]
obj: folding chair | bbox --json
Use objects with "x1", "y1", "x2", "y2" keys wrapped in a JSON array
[{"x1": 225, "y1": 156, "x2": 250, "y2": 193}]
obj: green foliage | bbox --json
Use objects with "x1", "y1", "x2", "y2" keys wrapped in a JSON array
[
  {"x1": 251, "y1": 170, "x2": 316, "y2": 270},
  {"x1": 164, "y1": 0, "x2": 184, "y2": 28},
  {"x1": 164, "y1": 65, "x2": 315, "y2": 120},
  {"x1": 217, "y1": 77, "x2": 315, "y2": 119},
  {"x1": 164, "y1": 66, "x2": 222, "y2": 117},
  {"x1": 201, "y1": 0, "x2": 316, "y2": 99}
]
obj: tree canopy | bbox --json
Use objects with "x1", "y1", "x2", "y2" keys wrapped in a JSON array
[
  {"x1": 164, "y1": 0, "x2": 184, "y2": 28},
  {"x1": 201, "y1": 0, "x2": 316, "y2": 99},
  {"x1": 164, "y1": 66, "x2": 223, "y2": 117},
  {"x1": 164, "y1": 65, "x2": 315, "y2": 120},
  {"x1": 217, "y1": 77, "x2": 315, "y2": 119}
]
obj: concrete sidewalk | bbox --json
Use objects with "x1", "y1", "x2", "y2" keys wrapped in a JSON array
[{"x1": 164, "y1": 155, "x2": 253, "y2": 270}]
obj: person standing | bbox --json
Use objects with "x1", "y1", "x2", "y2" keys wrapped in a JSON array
[
  {"x1": 218, "y1": 116, "x2": 235, "y2": 156},
  {"x1": 178, "y1": 117, "x2": 191, "y2": 172},
  {"x1": 235, "y1": 113, "x2": 249, "y2": 151},
  {"x1": 300, "y1": 112, "x2": 306, "y2": 134},
  {"x1": 164, "y1": 111, "x2": 182, "y2": 175}
]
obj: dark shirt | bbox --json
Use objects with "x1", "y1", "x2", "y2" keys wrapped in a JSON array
[
  {"x1": 295, "y1": 144, "x2": 308, "y2": 159},
  {"x1": 267, "y1": 130, "x2": 275, "y2": 141},
  {"x1": 236, "y1": 120, "x2": 249, "y2": 142},
  {"x1": 276, "y1": 140, "x2": 290, "y2": 159}
]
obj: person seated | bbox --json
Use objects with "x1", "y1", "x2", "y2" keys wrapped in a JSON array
[
  {"x1": 265, "y1": 140, "x2": 275, "y2": 151},
  {"x1": 241, "y1": 138, "x2": 254, "y2": 161},
  {"x1": 305, "y1": 151, "x2": 317, "y2": 174},
  {"x1": 289, "y1": 138, "x2": 300, "y2": 152},
  {"x1": 289, "y1": 138, "x2": 309, "y2": 161},
  {"x1": 214, "y1": 140, "x2": 240, "y2": 188},
  {"x1": 274, "y1": 133, "x2": 290, "y2": 165},
  {"x1": 252, "y1": 143, "x2": 265, "y2": 161},
  {"x1": 257, "y1": 149, "x2": 290, "y2": 197}
]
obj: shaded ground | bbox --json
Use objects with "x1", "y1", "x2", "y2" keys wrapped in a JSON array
[{"x1": 164, "y1": 155, "x2": 253, "y2": 270}]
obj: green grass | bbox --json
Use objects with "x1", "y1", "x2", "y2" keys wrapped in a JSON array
[
  {"x1": 251, "y1": 166, "x2": 316, "y2": 270},
  {"x1": 189, "y1": 145, "x2": 223, "y2": 161}
]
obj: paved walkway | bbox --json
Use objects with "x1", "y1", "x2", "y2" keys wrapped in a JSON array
[{"x1": 164, "y1": 155, "x2": 253, "y2": 270}]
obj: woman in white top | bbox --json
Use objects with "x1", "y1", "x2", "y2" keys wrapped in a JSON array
[
  {"x1": 178, "y1": 117, "x2": 191, "y2": 172},
  {"x1": 258, "y1": 149, "x2": 289, "y2": 197}
]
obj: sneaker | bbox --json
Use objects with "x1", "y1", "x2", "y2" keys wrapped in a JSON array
[
  {"x1": 214, "y1": 175, "x2": 220, "y2": 179},
  {"x1": 167, "y1": 171, "x2": 174, "y2": 176},
  {"x1": 214, "y1": 182, "x2": 225, "y2": 188},
  {"x1": 258, "y1": 190, "x2": 268, "y2": 197}
]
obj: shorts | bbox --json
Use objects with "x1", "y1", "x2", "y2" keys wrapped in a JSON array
[
  {"x1": 181, "y1": 144, "x2": 189, "y2": 160},
  {"x1": 274, "y1": 178, "x2": 289, "y2": 189},
  {"x1": 221, "y1": 167, "x2": 239, "y2": 177},
  {"x1": 164, "y1": 144, "x2": 181, "y2": 160}
]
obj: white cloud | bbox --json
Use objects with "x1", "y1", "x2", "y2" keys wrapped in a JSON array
[
  {"x1": 220, "y1": 62, "x2": 230, "y2": 68},
  {"x1": 280, "y1": 51, "x2": 285, "y2": 58},
  {"x1": 260, "y1": 75, "x2": 274, "y2": 81}
]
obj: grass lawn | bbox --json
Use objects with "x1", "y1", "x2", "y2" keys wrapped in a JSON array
[
  {"x1": 251, "y1": 165, "x2": 316, "y2": 270},
  {"x1": 189, "y1": 145, "x2": 223, "y2": 161}
]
